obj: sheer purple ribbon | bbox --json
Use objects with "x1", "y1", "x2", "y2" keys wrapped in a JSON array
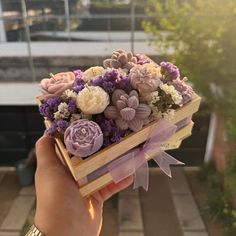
[{"x1": 107, "y1": 119, "x2": 185, "y2": 191}]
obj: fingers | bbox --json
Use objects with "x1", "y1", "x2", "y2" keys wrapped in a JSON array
[
  {"x1": 99, "y1": 175, "x2": 133, "y2": 201},
  {"x1": 36, "y1": 135, "x2": 63, "y2": 168}
]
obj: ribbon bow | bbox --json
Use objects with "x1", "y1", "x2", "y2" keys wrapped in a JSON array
[{"x1": 108, "y1": 119, "x2": 184, "y2": 191}]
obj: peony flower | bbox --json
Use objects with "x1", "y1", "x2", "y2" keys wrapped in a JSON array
[
  {"x1": 39, "y1": 72, "x2": 75, "y2": 99},
  {"x1": 64, "y1": 119, "x2": 103, "y2": 157},
  {"x1": 81, "y1": 66, "x2": 105, "y2": 82},
  {"x1": 129, "y1": 64, "x2": 162, "y2": 98},
  {"x1": 76, "y1": 86, "x2": 110, "y2": 114}
]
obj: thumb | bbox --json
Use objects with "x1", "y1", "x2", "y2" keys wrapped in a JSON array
[{"x1": 35, "y1": 135, "x2": 63, "y2": 168}]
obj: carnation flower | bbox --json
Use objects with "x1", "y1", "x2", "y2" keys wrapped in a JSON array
[
  {"x1": 76, "y1": 86, "x2": 110, "y2": 114},
  {"x1": 81, "y1": 66, "x2": 104, "y2": 82},
  {"x1": 39, "y1": 72, "x2": 75, "y2": 99},
  {"x1": 64, "y1": 119, "x2": 103, "y2": 157},
  {"x1": 129, "y1": 64, "x2": 161, "y2": 98}
]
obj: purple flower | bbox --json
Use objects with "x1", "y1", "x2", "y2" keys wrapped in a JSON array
[
  {"x1": 94, "y1": 114, "x2": 127, "y2": 147},
  {"x1": 64, "y1": 119, "x2": 103, "y2": 157},
  {"x1": 57, "y1": 120, "x2": 70, "y2": 133},
  {"x1": 72, "y1": 72, "x2": 85, "y2": 93},
  {"x1": 115, "y1": 75, "x2": 133, "y2": 92},
  {"x1": 90, "y1": 69, "x2": 132, "y2": 94},
  {"x1": 68, "y1": 99, "x2": 77, "y2": 113},
  {"x1": 39, "y1": 97, "x2": 61, "y2": 119},
  {"x1": 46, "y1": 119, "x2": 69, "y2": 137},
  {"x1": 170, "y1": 79, "x2": 194, "y2": 104},
  {"x1": 136, "y1": 54, "x2": 151, "y2": 65},
  {"x1": 73, "y1": 69, "x2": 83, "y2": 79},
  {"x1": 160, "y1": 62, "x2": 180, "y2": 81}
]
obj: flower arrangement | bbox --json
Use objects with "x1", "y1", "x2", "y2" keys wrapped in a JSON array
[{"x1": 38, "y1": 49, "x2": 194, "y2": 159}]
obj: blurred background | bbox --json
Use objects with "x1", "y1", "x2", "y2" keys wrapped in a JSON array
[{"x1": 0, "y1": 0, "x2": 235, "y2": 236}]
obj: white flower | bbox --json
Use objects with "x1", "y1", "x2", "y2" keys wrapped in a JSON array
[
  {"x1": 76, "y1": 86, "x2": 110, "y2": 114},
  {"x1": 63, "y1": 89, "x2": 77, "y2": 99},
  {"x1": 150, "y1": 91, "x2": 160, "y2": 104},
  {"x1": 159, "y1": 83, "x2": 183, "y2": 105},
  {"x1": 82, "y1": 66, "x2": 105, "y2": 82},
  {"x1": 162, "y1": 109, "x2": 175, "y2": 122},
  {"x1": 54, "y1": 102, "x2": 70, "y2": 119}
]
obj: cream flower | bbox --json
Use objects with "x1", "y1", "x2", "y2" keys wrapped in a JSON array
[
  {"x1": 62, "y1": 89, "x2": 77, "y2": 99},
  {"x1": 76, "y1": 86, "x2": 110, "y2": 114},
  {"x1": 150, "y1": 91, "x2": 160, "y2": 103},
  {"x1": 82, "y1": 66, "x2": 105, "y2": 82},
  {"x1": 159, "y1": 83, "x2": 183, "y2": 105},
  {"x1": 54, "y1": 102, "x2": 70, "y2": 119}
]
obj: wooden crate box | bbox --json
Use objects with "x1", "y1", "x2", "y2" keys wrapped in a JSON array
[{"x1": 41, "y1": 94, "x2": 201, "y2": 197}]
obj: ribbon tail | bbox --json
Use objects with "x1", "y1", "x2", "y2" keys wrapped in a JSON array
[
  {"x1": 153, "y1": 151, "x2": 184, "y2": 178},
  {"x1": 107, "y1": 151, "x2": 136, "y2": 184},
  {"x1": 134, "y1": 160, "x2": 149, "y2": 191}
]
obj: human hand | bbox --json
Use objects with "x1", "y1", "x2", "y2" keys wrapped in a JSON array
[{"x1": 35, "y1": 136, "x2": 133, "y2": 236}]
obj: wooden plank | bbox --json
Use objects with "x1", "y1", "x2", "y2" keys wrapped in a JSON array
[
  {"x1": 79, "y1": 123, "x2": 193, "y2": 197},
  {"x1": 0, "y1": 196, "x2": 35, "y2": 231}
]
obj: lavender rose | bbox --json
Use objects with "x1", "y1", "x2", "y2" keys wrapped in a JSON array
[
  {"x1": 39, "y1": 72, "x2": 75, "y2": 99},
  {"x1": 64, "y1": 119, "x2": 103, "y2": 157}
]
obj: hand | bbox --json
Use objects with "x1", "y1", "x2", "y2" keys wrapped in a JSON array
[{"x1": 35, "y1": 136, "x2": 133, "y2": 236}]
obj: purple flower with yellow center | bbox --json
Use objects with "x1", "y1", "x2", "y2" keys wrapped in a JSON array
[
  {"x1": 160, "y1": 61, "x2": 180, "y2": 81},
  {"x1": 64, "y1": 119, "x2": 103, "y2": 158}
]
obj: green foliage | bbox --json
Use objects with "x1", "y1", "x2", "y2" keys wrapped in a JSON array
[
  {"x1": 198, "y1": 163, "x2": 236, "y2": 235},
  {"x1": 143, "y1": 0, "x2": 236, "y2": 124},
  {"x1": 224, "y1": 153, "x2": 236, "y2": 195}
]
